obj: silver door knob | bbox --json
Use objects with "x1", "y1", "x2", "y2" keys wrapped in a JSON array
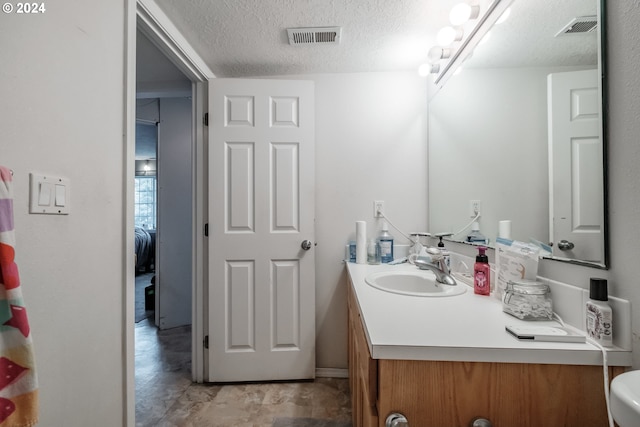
[
  {"x1": 558, "y1": 240, "x2": 575, "y2": 251},
  {"x1": 301, "y1": 240, "x2": 313, "y2": 250}
]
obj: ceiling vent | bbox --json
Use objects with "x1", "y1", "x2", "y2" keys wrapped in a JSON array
[
  {"x1": 555, "y1": 16, "x2": 598, "y2": 37},
  {"x1": 287, "y1": 27, "x2": 341, "y2": 45}
]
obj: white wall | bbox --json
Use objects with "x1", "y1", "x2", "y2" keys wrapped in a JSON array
[
  {"x1": 0, "y1": 1, "x2": 126, "y2": 426},
  {"x1": 273, "y1": 72, "x2": 429, "y2": 369}
]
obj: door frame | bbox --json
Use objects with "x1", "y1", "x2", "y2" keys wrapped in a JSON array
[{"x1": 124, "y1": 0, "x2": 214, "y2": 424}]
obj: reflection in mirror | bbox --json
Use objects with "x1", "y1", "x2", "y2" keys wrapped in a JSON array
[{"x1": 428, "y1": 0, "x2": 607, "y2": 268}]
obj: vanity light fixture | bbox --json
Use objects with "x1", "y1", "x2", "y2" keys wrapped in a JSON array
[
  {"x1": 426, "y1": 0, "x2": 514, "y2": 92},
  {"x1": 450, "y1": 2, "x2": 480, "y2": 26},
  {"x1": 420, "y1": 2, "x2": 480, "y2": 78}
]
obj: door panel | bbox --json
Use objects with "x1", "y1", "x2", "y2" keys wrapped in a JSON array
[
  {"x1": 208, "y1": 78, "x2": 315, "y2": 382},
  {"x1": 226, "y1": 142, "x2": 255, "y2": 232}
]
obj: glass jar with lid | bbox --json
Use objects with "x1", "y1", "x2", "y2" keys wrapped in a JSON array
[{"x1": 502, "y1": 279, "x2": 553, "y2": 320}]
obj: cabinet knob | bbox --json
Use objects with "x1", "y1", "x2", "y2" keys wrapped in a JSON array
[
  {"x1": 470, "y1": 417, "x2": 493, "y2": 427},
  {"x1": 386, "y1": 413, "x2": 409, "y2": 427}
]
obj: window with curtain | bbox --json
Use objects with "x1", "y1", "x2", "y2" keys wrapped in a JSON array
[{"x1": 135, "y1": 176, "x2": 156, "y2": 229}]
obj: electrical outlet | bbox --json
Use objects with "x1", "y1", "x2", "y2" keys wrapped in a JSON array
[
  {"x1": 470, "y1": 200, "x2": 482, "y2": 217},
  {"x1": 374, "y1": 200, "x2": 384, "y2": 218}
]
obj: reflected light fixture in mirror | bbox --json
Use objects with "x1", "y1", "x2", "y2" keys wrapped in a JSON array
[
  {"x1": 450, "y1": 3, "x2": 480, "y2": 26},
  {"x1": 496, "y1": 7, "x2": 511, "y2": 24},
  {"x1": 418, "y1": 63, "x2": 440, "y2": 77},
  {"x1": 437, "y1": 26, "x2": 464, "y2": 46},
  {"x1": 428, "y1": 46, "x2": 452, "y2": 64}
]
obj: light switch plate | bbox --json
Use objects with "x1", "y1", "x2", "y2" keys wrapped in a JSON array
[{"x1": 29, "y1": 173, "x2": 70, "y2": 215}]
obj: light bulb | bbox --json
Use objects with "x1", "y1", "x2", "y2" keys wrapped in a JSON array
[
  {"x1": 143, "y1": 161, "x2": 150, "y2": 171},
  {"x1": 427, "y1": 46, "x2": 452, "y2": 64},
  {"x1": 418, "y1": 64, "x2": 431, "y2": 77},
  {"x1": 450, "y1": 3, "x2": 480, "y2": 26},
  {"x1": 437, "y1": 26, "x2": 463, "y2": 46}
]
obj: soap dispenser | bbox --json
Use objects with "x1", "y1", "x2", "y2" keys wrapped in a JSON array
[
  {"x1": 435, "y1": 233, "x2": 452, "y2": 273},
  {"x1": 474, "y1": 246, "x2": 490, "y2": 296}
]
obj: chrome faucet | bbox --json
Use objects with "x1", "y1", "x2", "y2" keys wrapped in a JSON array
[{"x1": 414, "y1": 248, "x2": 457, "y2": 286}]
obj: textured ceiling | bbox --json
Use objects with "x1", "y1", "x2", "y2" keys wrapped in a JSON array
[
  {"x1": 150, "y1": 0, "x2": 599, "y2": 78},
  {"x1": 153, "y1": 0, "x2": 450, "y2": 77}
]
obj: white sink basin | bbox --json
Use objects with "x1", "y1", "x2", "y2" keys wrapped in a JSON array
[
  {"x1": 611, "y1": 370, "x2": 640, "y2": 427},
  {"x1": 365, "y1": 270, "x2": 466, "y2": 297}
]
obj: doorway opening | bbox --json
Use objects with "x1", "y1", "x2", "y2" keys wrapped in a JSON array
[
  {"x1": 126, "y1": 2, "x2": 213, "y2": 424},
  {"x1": 134, "y1": 27, "x2": 194, "y2": 423}
]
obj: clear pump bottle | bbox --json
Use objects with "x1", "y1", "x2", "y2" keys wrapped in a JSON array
[
  {"x1": 367, "y1": 238, "x2": 381, "y2": 265},
  {"x1": 377, "y1": 221, "x2": 394, "y2": 263}
]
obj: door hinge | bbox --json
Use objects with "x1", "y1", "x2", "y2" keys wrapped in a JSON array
[
  {"x1": 204, "y1": 335, "x2": 209, "y2": 349},
  {"x1": 204, "y1": 223, "x2": 209, "y2": 237},
  {"x1": 203, "y1": 112, "x2": 209, "y2": 126}
]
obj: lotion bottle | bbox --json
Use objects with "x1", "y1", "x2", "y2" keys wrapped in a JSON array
[
  {"x1": 473, "y1": 246, "x2": 490, "y2": 296},
  {"x1": 586, "y1": 278, "x2": 613, "y2": 347}
]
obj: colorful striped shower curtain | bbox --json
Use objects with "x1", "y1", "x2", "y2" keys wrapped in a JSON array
[{"x1": 0, "y1": 166, "x2": 38, "y2": 426}]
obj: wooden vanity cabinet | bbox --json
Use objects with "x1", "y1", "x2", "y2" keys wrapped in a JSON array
[
  {"x1": 347, "y1": 279, "x2": 624, "y2": 427},
  {"x1": 348, "y1": 279, "x2": 379, "y2": 427}
]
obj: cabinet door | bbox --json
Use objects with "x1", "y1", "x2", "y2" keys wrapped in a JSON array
[
  {"x1": 377, "y1": 359, "x2": 618, "y2": 427},
  {"x1": 348, "y1": 280, "x2": 378, "y2": 427}
]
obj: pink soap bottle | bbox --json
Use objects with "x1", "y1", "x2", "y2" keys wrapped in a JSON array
[{"x1": 474, "y1": 246, "x2": 490, "y2": 296}]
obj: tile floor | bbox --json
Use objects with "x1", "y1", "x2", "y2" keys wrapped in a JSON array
[{"x1": 135, "y1": 318, "x2": 352, "y2": 426}]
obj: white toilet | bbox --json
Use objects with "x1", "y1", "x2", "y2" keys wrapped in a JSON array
[{"x1": 610, "y1": 370, "x2": 640, "y2": 427}]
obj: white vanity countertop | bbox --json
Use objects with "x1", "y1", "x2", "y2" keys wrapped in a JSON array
[{"x1": 347, "y1": 262, "x2": 632, "y2": 366}]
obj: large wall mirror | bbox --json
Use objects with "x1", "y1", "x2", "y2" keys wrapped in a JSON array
[{"x1": 428, "y1": 0, "x2": 608, "y2": 268}]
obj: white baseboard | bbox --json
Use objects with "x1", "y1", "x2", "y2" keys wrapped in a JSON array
[{"x1": 316, "y1": 368, "x2": 349, "y2": 378}]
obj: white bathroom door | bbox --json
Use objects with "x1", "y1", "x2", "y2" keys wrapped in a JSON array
[
  {"x1": 207, "y1": 79, "x2": 315, "y2": 382},
  {"x1": 548, "y1": 69, "x2": 603, "y2": 262}
]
